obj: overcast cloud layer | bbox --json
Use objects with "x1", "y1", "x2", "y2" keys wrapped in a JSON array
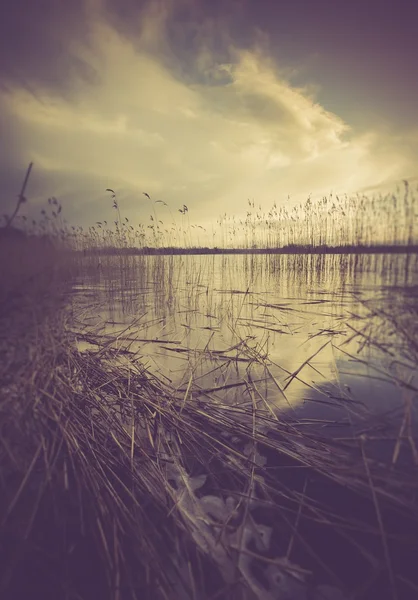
[{"x1": 1, "y1": 0, "x2": 417, "y2": 233}]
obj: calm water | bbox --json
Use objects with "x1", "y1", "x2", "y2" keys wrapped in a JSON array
[
  {"x1": 71, "y1": 253, "x2": 418, "y2": 435},
  {"x1": 69, "y1": 252, "x2": 418, "y2": 599}
]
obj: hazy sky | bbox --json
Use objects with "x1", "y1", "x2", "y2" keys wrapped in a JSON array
[{"x1": 1, "y1": 0, "x2": 417, "y2": 231}]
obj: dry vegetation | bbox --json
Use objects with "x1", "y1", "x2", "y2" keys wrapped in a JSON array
[
  {"x1": 83, "y1": 181, "x2": 417, "y2": 252},
  {"x1": 5, "y1": 169, "x2": 416, "y2": 252},
  {"x1": 1, "y1": 290, "x2": 418, "y2": 600},
  {"x1": 1, "y1": 167, "x2": 418, "y2": 599}
]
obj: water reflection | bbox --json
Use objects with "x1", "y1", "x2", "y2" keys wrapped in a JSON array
[{"x1": 72, "y1": 253, "x2": 418, "y2": 422}]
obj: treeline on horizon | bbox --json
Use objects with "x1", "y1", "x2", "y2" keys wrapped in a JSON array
[{"x1": 82, "y1": 243, "x2": 418, "y2": 256}]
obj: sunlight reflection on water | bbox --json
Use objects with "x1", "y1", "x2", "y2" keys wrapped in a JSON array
[{"x1": 72, "y1": 253, "x2": 418, "y2": 426}]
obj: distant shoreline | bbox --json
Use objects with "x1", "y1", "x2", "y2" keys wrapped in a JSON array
[{"x1": 83, "y1": 244, "x2": 418, "y2": 256}]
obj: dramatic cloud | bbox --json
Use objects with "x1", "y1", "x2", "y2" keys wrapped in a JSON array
[
  {"x1": 1, "y1": 0, "x2": 417, "y2": 236},
  {"x1": 0, "y1": 0, "x2": 96, "y2": 95}
]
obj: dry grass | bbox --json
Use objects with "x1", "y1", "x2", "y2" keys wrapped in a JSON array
[
  {"x1": 1, "y1": 286, "x2": 418, "y2": 599},
  {"x1": 3, "y1": 164, "x2": 417, "y2": 253},
  {"x1": 42, "y1": 179, "x2": 416, "y2": 253},
  {"x1": 1, "y1": 170, "x2": 418, "y2": 599}
]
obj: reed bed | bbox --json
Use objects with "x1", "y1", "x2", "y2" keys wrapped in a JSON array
[
  {"x1": 76, "y1": 181, "x2": 417, "y2": 252},
  {"x1": 2, "y1": 167, "x2": 418, "y2": 599},
  {"x1": 10, "y1": 178, "x2": 415, "y2": 253},
  {"x1": 3, "y1": 162, "x2": 417, "y2": 254},
  {"x1": 216, "y1": 182, "x2": 417, "y2": 250},
  {"x1": 1, "y1": 281, "x2": 418, "y2": 600}
]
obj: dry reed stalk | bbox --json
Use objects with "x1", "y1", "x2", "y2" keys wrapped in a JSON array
[{"x1": 2, "y1": 244, "x2": 418, "y2": 599}]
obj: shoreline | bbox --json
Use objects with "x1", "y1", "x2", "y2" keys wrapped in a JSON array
[{"x1": 82, "y1": 244, "x2": 418, "y2": 256}]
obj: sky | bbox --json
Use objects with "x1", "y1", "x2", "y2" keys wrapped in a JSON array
[{"x1": 1, "y1": 0, "x2": 417, "y2": 235}]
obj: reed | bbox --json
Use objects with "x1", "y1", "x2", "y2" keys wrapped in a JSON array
[
  {"x1": 73, "y1": 181, "x2": 417, "y2": 254},
  {"x1": 1, "y1": 293, "x2": 418, "y2": 600},
  {"x1": 2, "y1": 245, "x2": 418, "y2": 599},
  {"x1": 2, "y1": 165, "x2": 418, "y2": 599}
]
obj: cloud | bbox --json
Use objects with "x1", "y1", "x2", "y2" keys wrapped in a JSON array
[
  {"x1": 1, "y1": 0, "x2": 416, "y2": 237},
  {"x1": 0, "y1": 0, "x2": 98, "y2": 96}
]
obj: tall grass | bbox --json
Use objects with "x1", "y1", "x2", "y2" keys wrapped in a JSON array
[
  {"x1": 213, "y1": 182, "x2": 417, "y2": 250},
  {"x1": 75, "y1": 181, "x2": 417, "y2": 253},
  {"x1": 2, "y1": 165, "x2": 418, "y2": 599},
  {"x1": 1, "y1": 280, "x2": 418, "y2": 599},
  {"x1": 5, "y1": 163, "x2": 415, "y2": 253},
  {"x1": 4, "y1": 163, "x2": 418, "y2": 253}
]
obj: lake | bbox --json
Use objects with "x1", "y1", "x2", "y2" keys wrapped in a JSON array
[
  {"x1": 42, "y1": 251, "x2": 418, "y2": 599},
  {"x1": 72, "y1": 253, "x2": 418, "y2": 434}
]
